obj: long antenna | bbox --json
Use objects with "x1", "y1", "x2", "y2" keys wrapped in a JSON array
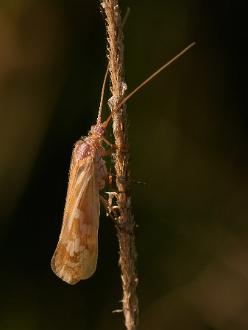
[
  {"x1": 103, "y1": 42, "x2": 196, "y2": 127},
  {"x1": 97, "y1": 66, "x2": 109, "y2": 123}
]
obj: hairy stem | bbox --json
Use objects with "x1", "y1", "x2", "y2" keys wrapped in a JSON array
[{"x1": 101, "y1": 1, "x2": 139, "y2": 329}]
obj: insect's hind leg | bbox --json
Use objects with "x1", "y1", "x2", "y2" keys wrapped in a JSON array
[{"x1": 100, "y1": 193, "x2": 119, "y2": 220}]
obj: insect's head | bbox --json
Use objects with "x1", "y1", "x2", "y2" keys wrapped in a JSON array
[{"x1": 89, "y1": 122, "x2": 105, "y2": 139}]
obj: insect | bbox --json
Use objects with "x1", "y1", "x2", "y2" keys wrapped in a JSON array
[
  {"x1": 51, "y1": 69, "x2": 110, "y2": 285},
  {"x1": 51, "y1": 42, "x2": 195, "y2": 285}
]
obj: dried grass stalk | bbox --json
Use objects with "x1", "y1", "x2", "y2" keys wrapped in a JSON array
[{"x1": 101, "y1": 1, "x2": 139, "y2": 329}]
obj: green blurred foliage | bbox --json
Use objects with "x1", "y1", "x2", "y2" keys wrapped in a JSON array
[{"x1": 1, "y1": 1, "x2": 248, "y2": 329}]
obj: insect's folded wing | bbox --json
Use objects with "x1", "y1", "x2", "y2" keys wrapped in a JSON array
[{"x1": 51, "y1": 156, "x2": 100, "y2": 285}]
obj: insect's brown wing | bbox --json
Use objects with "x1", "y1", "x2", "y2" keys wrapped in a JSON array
[{"x1": 51, "y1": 148, "x2": 100, "y2": 285}]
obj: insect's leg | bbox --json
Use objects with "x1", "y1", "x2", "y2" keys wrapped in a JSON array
[
  {"x1": 106, "y1": 192, "x2": 119, "y2": 215},
  {"x1": 101, "y1": 149, "x2": 113, "y2": 157},
  {"x1": 102, "y1": 137, "x2": 113, "y2": 148},
  {"x1": 99, "y1": 196, "x2": 112, "y2": 217},
  {"x1": 100, "y1": 137, "x2": 116, "y2": 156},
  {"x1": 102, "y1": 138, "x2": 129, "y2": 159},
  {"x1": 99, "y1": 193, "x2": 119, "y2": 219}
]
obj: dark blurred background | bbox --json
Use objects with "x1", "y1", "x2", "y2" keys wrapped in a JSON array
[{"x1": 1, "y1": 1, "x2": 248, "y2": 329}]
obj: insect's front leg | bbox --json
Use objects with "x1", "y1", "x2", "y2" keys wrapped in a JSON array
[
  {"x1": 101, "y1": 137, "x2": 128, "y2": 157},
  {"x1": 102, "y1": 137, "x2": 114, "y2": 148}
]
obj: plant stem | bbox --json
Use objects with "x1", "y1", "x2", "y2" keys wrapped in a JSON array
[{"x1": 101, "y1": 1, "x2": 139, "y2": 329}]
